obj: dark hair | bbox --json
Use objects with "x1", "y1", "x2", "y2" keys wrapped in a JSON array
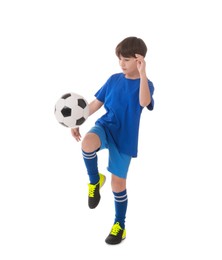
[{"x1": 115, "y1": 36, "x2": 147, "y2": 58}]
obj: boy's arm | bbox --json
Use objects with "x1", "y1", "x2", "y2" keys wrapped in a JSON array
[
  {"x1": 136, "y1": 54, "x2": 151, "y2": 107},
  {"x1": 139, "y1": 74, "x2": 151, "y2": 107},
  {"x1": 71, "y1": 98, "x2": 103, "y2": 142},
  {"x1": 88, "y1": 98, "x2": 103, "y2": 116}
]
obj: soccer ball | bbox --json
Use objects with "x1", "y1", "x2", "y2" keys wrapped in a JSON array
[{"x1": 54, "y1": 92, "x2": 89, "y2": 128}]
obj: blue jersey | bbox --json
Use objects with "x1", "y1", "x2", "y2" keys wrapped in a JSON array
[{"x1": 95, "y1": 73, "x2": 154, "y2": 157}]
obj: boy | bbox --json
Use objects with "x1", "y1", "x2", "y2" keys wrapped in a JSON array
[{"x1": 71, "y1": 36, "x2": 154, "y2": 245}]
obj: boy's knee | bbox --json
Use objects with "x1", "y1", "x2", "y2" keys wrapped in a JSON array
[{"x1": 82, "y1": 133, "x2": 101, "y2": 152}]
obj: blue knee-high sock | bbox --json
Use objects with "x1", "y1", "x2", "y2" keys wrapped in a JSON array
[
  {"x1": 113, "y1": 189, "x2": 128, "y2": 229},
  {"x1": 82, "y1": 150, "x2": 99, "y2": 184}
]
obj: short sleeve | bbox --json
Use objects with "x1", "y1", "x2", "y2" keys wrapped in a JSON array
[
  {"x1": 147, "y1": 79, "x2": 155, "y2": 111},
  {"x1": 94, "y1": 76, "x2": 112, "y2": 102}
]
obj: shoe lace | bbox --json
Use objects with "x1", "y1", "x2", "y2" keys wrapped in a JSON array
[
  {"x1": 110, "y1": 222, "x2": 122, "y2": 236},
  {"x1": 88, "y1": 184, "x2": 96, "y2": 198}
]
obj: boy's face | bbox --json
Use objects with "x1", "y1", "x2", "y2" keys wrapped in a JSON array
[{"x1": 118, "y1": 55, "x2": 139, "y2": 78}]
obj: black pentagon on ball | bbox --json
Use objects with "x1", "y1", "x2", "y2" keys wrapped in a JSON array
[
  {"x1": 61, "y1": 106, "x2": 72, "y2": 117},
  {"x1": 76, "y1": 117, "x2": 86, "y2": 125},
  {"x1": 61, "y1": 93, "x2": 71, "y2": 99},
  {"x1": 78, "y1": 98, "x2": 87, "y2": 109}
]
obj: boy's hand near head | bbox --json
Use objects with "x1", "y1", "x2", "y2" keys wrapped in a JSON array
[{"x1": 135, "y1": 54, "x2": 146, "y2": 76}]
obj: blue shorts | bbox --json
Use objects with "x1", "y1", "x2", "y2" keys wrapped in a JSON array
[{"x1": 88, "y1": 125, "x2": 131, "y2": 179}]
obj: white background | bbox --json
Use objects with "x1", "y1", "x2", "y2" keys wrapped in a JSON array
[{"x1": 0, "y1": 0, "x2": 222, "y2": 259}]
